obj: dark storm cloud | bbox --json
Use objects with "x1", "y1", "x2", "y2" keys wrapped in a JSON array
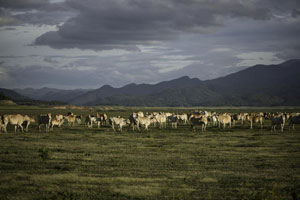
[
  {"x1": 0, "y1": 0, "x2": 75, "y2": 25},
  {"x1": 1, "y1": 0, "x2": 300, "y2": 89},
  {"x1": 262, "y1": 0, "x2": 300, "y2": 11},
  {"x1": 14, "y1": 9, "x2": 76, "y2": 25},
  {"x1": 292, "y1": 9, "x2": 300, "y2": 17},
  {"x1": 0, "y1": 0, "x2": 49, "y2": 9},
  {"x1": 34, "y1": 0, "x2": 270, "y2": 50}
]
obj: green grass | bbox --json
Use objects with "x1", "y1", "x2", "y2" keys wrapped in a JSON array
[{"x1": 0, "y1": 106, "x2": 300, "y2": 199}]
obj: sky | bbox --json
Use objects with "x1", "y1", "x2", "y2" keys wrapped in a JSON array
[{"x1": 0, "y1": 0, "x2": 299, "y2": 89}]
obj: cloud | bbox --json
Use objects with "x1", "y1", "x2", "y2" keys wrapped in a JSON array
[
  {"x1": 34, "y1": 0, "x2": 270, "y2": 50},
  {"x1": 0, "y1": 8, "x2": 20, "y2": 26},
  {"x1": 235, "y1": 52, "x2": 284, "y2": 67},
  {"x1": 0, "y1": 0, "x2": 49, "y2": 9},
  {"x1": 0, "y1": 0, "x2": 76, "y2": 26},
  {"x1": 1, "y1": 0, "x2": 300, "y2": 89}
]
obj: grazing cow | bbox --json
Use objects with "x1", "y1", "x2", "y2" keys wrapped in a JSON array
[
  {"x1": 168, "y1": 115, "x2": 179, "y2": 129},
  {"x1": 288, "y1": 115, "x2": 300, "y2": 130},
  {"x1": 176, "y1": 113, "x2": 188, "y2": 124},
  {"x1": 50, "y1": 118, "x2": 64, "y2": 131},
  {"x1": 109, "y1": 117, "x2": 129, "y2": 132},
  {"x1": 218, "y1": 113, "x2": 231, "y2": 129},
  {"x1": 136, "y1": 116, "x2": 151, "y2": 131},
  {"x1": 2, "y1": 114, "x2": 27, "y2": 133},
  {"x1": 190, "y1": 115, "x2": 207, "y2": 132},
  {"x1": 64, "y1": 115, "x2": 76, "y2": 127},
  {"x1": 155, "y1": 114, "x2": 167, "y2": 129},
  {"x1": 37, "y1": 113, "x2": 52, "y2": 132},
  {"x1": 247, "y1": 114, "x2": 264, "y2": 129},
  {"x1": 271, "y1": 114, "x2": 285, "y2": 132},
  {"x1": 85, "y1": 115, "x2": 97, "y2": 128}
]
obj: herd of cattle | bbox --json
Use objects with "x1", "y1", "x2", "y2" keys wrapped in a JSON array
[{"x1": 1, "y1": 110, "x2": 300, "y2": 133}]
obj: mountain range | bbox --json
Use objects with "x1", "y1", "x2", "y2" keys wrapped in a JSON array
[{"x1": 3, "y1": 59, "x2": 300, "y2": 106}]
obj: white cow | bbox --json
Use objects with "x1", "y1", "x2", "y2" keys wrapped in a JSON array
[
  {"x1": 2, "y1": 114, "x2": 27, "y2": 133},
  {"x1": 50, "y1": 118, "x2": 64, "y2": 131},
  {"x1": 110, "y1": 117, "x2": 129, "y2": 132},
  {"x1": 176, "y1": 114, "x2": 188, "y2": 124},
  {"x1": 218, "y1": 113, "x2": 231, "y2": 129},
  {"x1": 136, "y1": 116, "x2": 151, "y2": 131},
  {"x1": 155, "y1": 114, "x2": 167, "y2": 129}
]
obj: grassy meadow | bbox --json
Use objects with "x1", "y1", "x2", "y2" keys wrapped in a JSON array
[{"x1": 1, "y1": 105, "x2": 300, "y2": 200}]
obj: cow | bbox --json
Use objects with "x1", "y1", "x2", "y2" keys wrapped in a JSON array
[
  {"x1": 37, "y1": 113, "x2": 52, "y2": 132},
  {"x1": 1, "y1": 114, "x2": 27, "y2": 133},
  {"x1": 190, "y1": 115, "x2": 207, "y2": 132},
  {"x1": 176, "y1": 113, "x2": 188, "y2": 124},
  {"x1": 109, "y1": 117, "x2": 129, "y2": 132},
  {"x1": 271, "y1": 114, "x2": 285, "y2": 132},
  {"x1": 50, "y1": 118, "x2": 64, "y2": 131},
  {"x1": 85, "y1": 115, "x2": 97, "y2": 128},
  {"x1": 155, "y1": 114, "x2": 167, "y2": 129},
  {"x1": 64, "y1": 114, "x2": 76, "y2": 127},
  {"x1": 218, "y1": 113, "x2": 232, "y2": 129},
  {"x1": 168, "y1": 115, "x2": 179, "y2": 129},
  {"x1": 288, "y1": 115, "x2": 300, "y2": 130},
  {"x1": 246, "y1": 114, "x2": 264, "y2": 129},
  {"x1": 135, "y1": 116, "x2": 151, "y2": 131}
]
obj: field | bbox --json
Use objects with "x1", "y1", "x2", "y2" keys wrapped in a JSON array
[{"x1": 1, "y1": 106, "x2": 300, "y2": 200}]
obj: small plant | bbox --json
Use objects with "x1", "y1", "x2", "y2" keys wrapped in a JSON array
[{"x1": 38, "y1": 147, "x2": 51, "y2": 161}]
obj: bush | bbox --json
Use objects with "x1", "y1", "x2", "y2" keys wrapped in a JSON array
[{"x1": 38, "y1": 147, "x2": 51, "y2": 161}]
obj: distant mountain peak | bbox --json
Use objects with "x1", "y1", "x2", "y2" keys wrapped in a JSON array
[
  {"x1": 177, "y1": 75, "x2": 190, "y2": 80},
  {"x1": 100, "y1": 85, "x2": 114, "y2": 89}
]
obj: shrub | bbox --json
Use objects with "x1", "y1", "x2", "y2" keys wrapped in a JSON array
[{"x1": 38, "y1": 147, "x2": 51, "y2": 161}]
